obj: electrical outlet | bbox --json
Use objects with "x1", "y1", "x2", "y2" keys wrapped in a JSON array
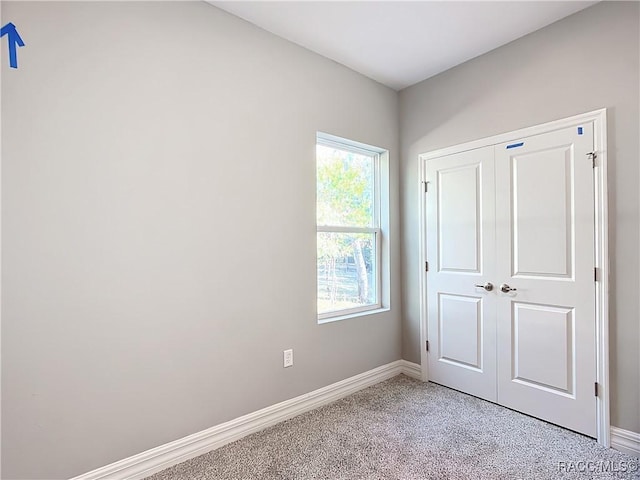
[{"x1": 283, "y1": 349, "x2": 293, "y2": 368}]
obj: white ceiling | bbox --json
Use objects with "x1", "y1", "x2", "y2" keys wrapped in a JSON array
[{"x1": 209, "y1": 1, "x2": 597, "y2": 90}]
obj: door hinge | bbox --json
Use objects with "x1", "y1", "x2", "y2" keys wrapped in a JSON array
[
  {"x1": 425, "y1": 261, "x2": 429, "y2": 272},
  {"x1": 423, "y1": 181, "x2": 429, "y2": 193},
  {"x1": 595, "y1": 382, "x2": 599, "y2": 397},
  {"x1": 587, "y1": 151, "x2": 597, "y2": 168},
  {"x1": 426, "y1": 340, "x2": 430, "y2": 352},
  {"x1": 594, "y1": 267, "x2": 598, "y2": 282}
]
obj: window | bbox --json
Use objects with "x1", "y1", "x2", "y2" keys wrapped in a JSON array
[{"x1": 316, "y1": 133, "x2": 384, "y2": 321}]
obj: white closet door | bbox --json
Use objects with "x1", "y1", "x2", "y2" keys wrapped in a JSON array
[
  {"x1": 494, "y1": 124, "x2": 597, "y2": 437},
  {"x1": 426, "y1": 146, "x2": 497, "y2": 402}
]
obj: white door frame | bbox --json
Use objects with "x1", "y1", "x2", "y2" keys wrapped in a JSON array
[{"x1": 417, "y1": 108, "x2": 610, "y2": 447}]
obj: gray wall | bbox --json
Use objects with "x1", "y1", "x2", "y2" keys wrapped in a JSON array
[
  {"x1": 1, "y1": 2, "x2": 401, "y2": 478},
  {"x1": 400, "y1": 2, "x2": 639, "y2": 434}
]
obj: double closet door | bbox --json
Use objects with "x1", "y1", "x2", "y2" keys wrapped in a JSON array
[{"x1": 425, "y1": 124, "x2": 597, "y2": 437}]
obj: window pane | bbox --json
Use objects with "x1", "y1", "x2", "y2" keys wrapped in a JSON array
[
  {"x1": 316, "y1": 144, "x2": 375, "y2": 228},
  {"x1": 317, "y1": 232, "x2": 377, "y2": 315}
]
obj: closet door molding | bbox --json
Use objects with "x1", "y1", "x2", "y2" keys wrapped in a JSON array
[{"x1": 417, "y1": 108, "x2": 609, "y2": 447}]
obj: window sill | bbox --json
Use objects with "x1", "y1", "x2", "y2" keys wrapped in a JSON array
[{"x1": 318, "y1": 307, "x2": 390, "y2": 325}]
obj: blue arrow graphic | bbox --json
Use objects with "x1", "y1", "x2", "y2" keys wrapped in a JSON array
[{"x1": 1, "y1": 22, "x2": 25, "y2": 68}]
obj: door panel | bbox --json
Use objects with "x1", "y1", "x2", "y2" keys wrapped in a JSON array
[
  {"x1": 438, "y1": 165, "x2": 482, "y2": 273},
  {"x1": 512, "y1": 302, "x2": 574, "y2": 395},
  {"x1": 511, "y1": 146, "x2": 573, "y2": 278},
  {"x1": 426, "y1": 146, "x2": 497, "y2": 402},
  {"x1": 495, "y1": 124, "x2": 596, "y2": 437},
  {"x1": 439, "y1": 294, "x2": 482, "y2": 370}
]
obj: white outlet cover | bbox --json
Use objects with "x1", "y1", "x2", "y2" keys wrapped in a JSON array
[{"x1": 283, "y1": 349, "x2": 293, "y2": 367}]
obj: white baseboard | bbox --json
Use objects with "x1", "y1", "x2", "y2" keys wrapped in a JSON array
[
  {"x1": 72, "y1": 360, "x2": 416, "y2": 480},
  {"x1": 611, "y1": 426, "x2": 640, "y2": 458},
  {"x1": 74, "y1": 359, "x2": 638, "y2": 479},
  {"x1": 399, "y1": 359, "x2": 421, "y2": 380}
]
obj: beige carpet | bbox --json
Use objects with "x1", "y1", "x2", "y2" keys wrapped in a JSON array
[{"x1": 146, "y1": 375, "x2": 639, "y2": 479}]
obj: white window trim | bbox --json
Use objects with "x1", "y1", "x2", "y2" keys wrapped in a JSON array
[{"x1": 316, "y1": 133, "x2": 384, "y2": 321}]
